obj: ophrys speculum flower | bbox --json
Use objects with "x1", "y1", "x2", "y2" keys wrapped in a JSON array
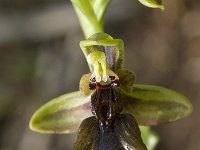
[{"x1": 30, "y1": 33, "x2": 192, "y2": 149}]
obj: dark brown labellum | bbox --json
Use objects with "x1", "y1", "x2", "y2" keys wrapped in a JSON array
[{"x1": 75, "y1": 77, "x2": 147, "y2": 150}]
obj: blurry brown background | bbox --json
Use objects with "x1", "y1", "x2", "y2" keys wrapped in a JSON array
[{"x1": 0, "y1": 0, "x2": 199, "y2": 150}]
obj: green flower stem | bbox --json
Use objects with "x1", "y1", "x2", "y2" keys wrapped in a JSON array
[
  {"x1": 71, "y1": 0, "x2": 111, "y2": 38},
  {"x1": 73, "y1": 5, "x2": 103, "y2": 38}
]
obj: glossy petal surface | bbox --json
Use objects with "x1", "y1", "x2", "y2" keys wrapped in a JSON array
[{"x1": 75, "y1": 114, "x2": 147, "y2": 150}]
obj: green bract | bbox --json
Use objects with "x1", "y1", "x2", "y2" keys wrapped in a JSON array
[{"x1": 71, "y1": 0, "x2": 164, "y2": 39}]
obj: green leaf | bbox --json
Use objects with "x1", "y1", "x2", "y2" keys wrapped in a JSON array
[
  {"x1": 29, "y1": 91, "x2": 91, "y2": 134},
  {"x1": 71, "y1": 0, "x2": 111, "y2": 38},
  {"x1": 122, "y1": 84, "x2": 193, "y2": 125},
  {"x1": 138, "y1": 0, "x2": 164, "y2": 10}
]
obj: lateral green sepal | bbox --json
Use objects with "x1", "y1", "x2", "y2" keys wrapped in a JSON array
[
  {"x1": 29, "y1": 91, "x2": 91, "y2": 134},
  {"x1": 121, "y1": 84, "x2": 193, "y2": 125}
]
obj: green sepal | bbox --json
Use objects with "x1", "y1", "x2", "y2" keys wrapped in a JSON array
[
  {"x1": 80, "y1": 33, "x2": 124, "y2": 72},
  {"x1": 29, "y1": 91, "x2": 91, "y2": 134},
  {"x1": 122, "y1": 84, "x2": 193, "y2": 125},
  {"x1": 138, "y1": 0, "x2": 164, "y2": 10}
]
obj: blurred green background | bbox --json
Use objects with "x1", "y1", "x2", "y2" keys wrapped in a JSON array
[{"x1": 0, "y1": 0, "x2": 199, "y2": 149}]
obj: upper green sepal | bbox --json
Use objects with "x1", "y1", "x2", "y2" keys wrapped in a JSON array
[
  {"x1": 80, "y1": 33, "x2": 124, "y2": 72},
  {"x1": 29, "y1": 91, "x2": 91, "y2": 134},
  {"x1": 138, "y1": 0, "x2": 164, "y2": 10},
  {"x1": 122, "y1": 84, "x2": 193, "y2": 125}
]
